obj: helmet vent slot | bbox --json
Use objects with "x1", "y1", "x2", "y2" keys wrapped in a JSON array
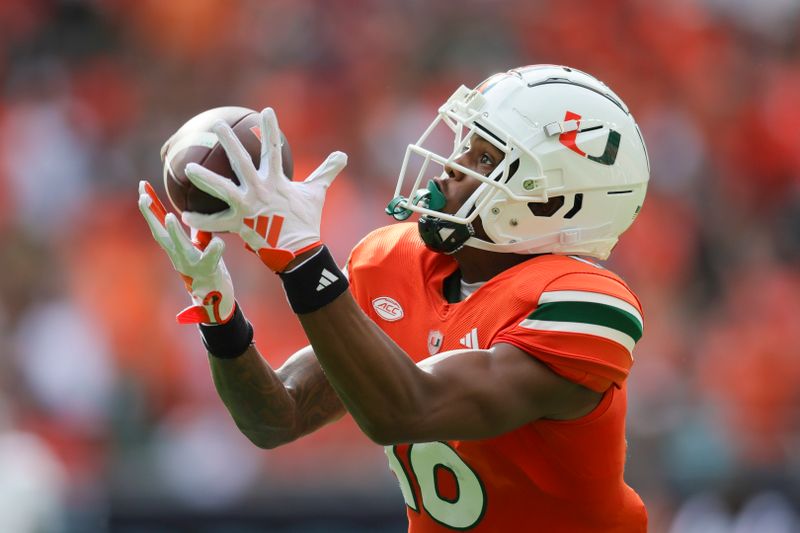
[{"x1": 527, "y1": 196, "x2": 565, "y2": 217}]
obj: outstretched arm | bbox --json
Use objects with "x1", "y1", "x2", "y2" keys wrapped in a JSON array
[
  {"x1": 209, "y1": 344, "x2": 345, "y2": 449},
  {"x1": 138, "y1": 181, "x2": 343, "y2": 449},
  {"x1": 297, "y1": 291, "x2": 600, "y2": 445}
]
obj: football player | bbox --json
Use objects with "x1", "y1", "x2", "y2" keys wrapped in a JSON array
[{"x1": 139, "y1": 65, "x2": 650, "y2": 531}]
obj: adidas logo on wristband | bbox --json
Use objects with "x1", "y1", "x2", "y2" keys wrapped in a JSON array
[
  {"x1": 316, "y1": 268, "x2": 340, "y2": 291},
  {"x1": 279, "y1": 246, "x2": 349, "y2": 314}
]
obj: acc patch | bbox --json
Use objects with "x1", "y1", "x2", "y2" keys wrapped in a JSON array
[{"x1": 372, "y1": 296, "x2": 404, "y2": 322}]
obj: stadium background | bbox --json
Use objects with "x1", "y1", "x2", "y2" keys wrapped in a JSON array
[{"x1": 1, "y1": 1, "x2": 799, "y2": 531}]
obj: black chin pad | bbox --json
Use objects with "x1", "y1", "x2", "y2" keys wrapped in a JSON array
[{"x1": 418, "y1": 216, "x2": 474, "y2": 254}]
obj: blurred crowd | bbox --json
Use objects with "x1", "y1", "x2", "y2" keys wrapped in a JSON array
[{"x1": 1, "y1": 0, "x2": 799, "y2": 531}]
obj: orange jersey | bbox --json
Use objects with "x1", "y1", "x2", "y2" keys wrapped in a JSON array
[{"x1": 347, "y1": 223, "x2": 647, "y2": 532}]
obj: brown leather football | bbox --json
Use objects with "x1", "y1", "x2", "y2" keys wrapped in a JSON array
[{"x1": 162, "y1": 106, "x2": 293, "y2": 214}]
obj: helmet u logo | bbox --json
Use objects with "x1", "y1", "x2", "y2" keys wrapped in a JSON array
[{"x1": 559, "y1": 111, "x2": 621, "y2": 166}]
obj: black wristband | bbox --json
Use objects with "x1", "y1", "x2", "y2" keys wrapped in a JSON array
[
  {"x1": 279, "y1": 246, "x2": 349, "y2": 314},
  {"x1": 198, "y1": 302, "x2": 254, "y2": 359}
]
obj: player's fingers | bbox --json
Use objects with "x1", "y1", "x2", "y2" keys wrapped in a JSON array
[
  {"x1": 191, "y1": 228, "x2": 213, "y2": 251},
  {"x1": 165, "y1": 213, "x2": 198, "y2": 260},
  {"x1": 259, "y1": 108, "x2": 285, "y2": 185},
  {"x1": 239, "y1": 224, "x2": 267, "y2": 251},
  {"x1": 199, "y1": 237, "x2": 225, "y2": 268},
  {"x1": 138, "y1": 180, "x2": 169, "y2": 225},
  {"x1": 304, "y1": 151, "x2": 348, "y2": 189},
  {"x1": 212, "y1": 120, "x2": 260, "y2": 190},
  {"x1": 184, "y1": 162, "x2": 240, "y2": 206},
  {"x1": 138, "y1": 194, "x2": 172, "y2": 248},
  {"x1": 181, "y1": 209, "x2": 238, "y2": 233}
]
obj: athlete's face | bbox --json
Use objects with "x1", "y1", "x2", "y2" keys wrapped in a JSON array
[{"x1": 435, "y1": 135, "x2": 505, "y2": 216}]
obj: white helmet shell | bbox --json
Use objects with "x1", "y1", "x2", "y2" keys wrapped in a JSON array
[{"x1": 391, "y1": 65, "x2": 650, "y2": 260}]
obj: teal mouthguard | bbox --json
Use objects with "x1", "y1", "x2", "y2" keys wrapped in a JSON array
[
  {"x1": 385, "y1": 181, "x2": 446, "y2": 221},
  {"x1": 424, "y1": 180, "x2": 447, "y2": 211}
]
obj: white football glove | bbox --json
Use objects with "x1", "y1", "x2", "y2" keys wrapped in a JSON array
[
  {"x1": 138, "y1": 181, "x2": 235, "y2": 325},
  {"x1": 180, "y1": 107, "x2": 347, "y2": 272}
]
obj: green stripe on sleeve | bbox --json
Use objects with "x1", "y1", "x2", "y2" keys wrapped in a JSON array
[{"x1": 528, "y1": 301, "x2": 643, "y2": 342}]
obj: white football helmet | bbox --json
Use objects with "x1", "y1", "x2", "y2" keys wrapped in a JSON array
[{"x1": 387, "y1": 65, "x2": 650, "y2": 259}]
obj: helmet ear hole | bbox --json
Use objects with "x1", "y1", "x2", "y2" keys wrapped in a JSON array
[{"x1": 527, "y1": 196, "x2": 565, "y2": 217}]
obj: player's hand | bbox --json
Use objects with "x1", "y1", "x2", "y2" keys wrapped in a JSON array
[
  {"x1": 180, "y1": 107, "x2": 348, "y2": 272},
  {"x1": 138, "y1": 180, "x2": 235, "y2": 325}
]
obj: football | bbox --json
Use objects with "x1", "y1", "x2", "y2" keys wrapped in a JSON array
[{"x1": 161, "y1": 106, "x2": 293, "y2": 214}]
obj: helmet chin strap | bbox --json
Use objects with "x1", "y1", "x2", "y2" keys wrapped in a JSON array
[
  {"x1": 463, "y1": 234, "x2": 555, "y2": 253},
  {"x1": 463, "y1": 222, "x2": 616, "y2": 258},
  {"x1": 443, "y1": 161, "x2": 618, "y2": 257}
]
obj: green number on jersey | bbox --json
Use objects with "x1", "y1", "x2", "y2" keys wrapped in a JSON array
[{"x1": 385, "y1": 442, "x2": 487, "y2": 530}]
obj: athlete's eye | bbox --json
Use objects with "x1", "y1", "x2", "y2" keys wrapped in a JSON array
[{"x1": 480, "y1": 153, "x2": 495, "y2": 166}]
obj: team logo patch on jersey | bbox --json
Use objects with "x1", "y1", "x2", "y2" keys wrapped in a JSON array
[
  {"x1": 427, "y1": 330, "x2": 443, "y2": 355},
  {"x1": 372, "y1": 297, "x2": 404, "y2": 321}
]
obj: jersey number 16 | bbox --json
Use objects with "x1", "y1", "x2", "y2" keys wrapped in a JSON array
[{"x1": 386, "y1": 442, "x2": 487, "y2": 530}]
